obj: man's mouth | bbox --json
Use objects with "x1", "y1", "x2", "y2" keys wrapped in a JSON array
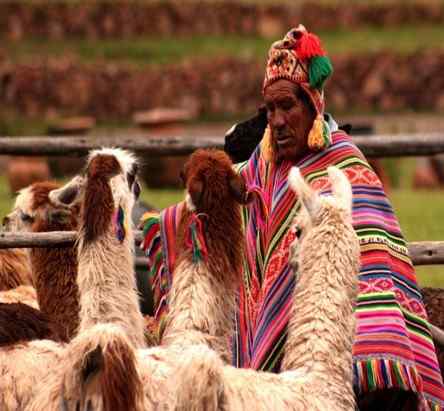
[{"x1": 276, "y1": 136, "x2": 293, "y2": 146}]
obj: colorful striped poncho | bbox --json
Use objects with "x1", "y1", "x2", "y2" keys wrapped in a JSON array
[{"x1": 141, "y1": 130, "x2": 444, "y2": 409}]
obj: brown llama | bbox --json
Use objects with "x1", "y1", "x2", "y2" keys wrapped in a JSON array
[
  {"x1": 0, "y1": 149, "x2": 143, "y2": 411},
  {"x1": 32, "y1": 148, "x2": 250, "y2": 411},
  {"x1": 0, "y1": 302, "x2": 64, "y2": 346},
  {"x1": 49, "y1": 148, "x2": 146, "y2": 349},
  {"x1": 0, "y1": 248, "x2": 33, "y2": 291},
  {"x1": 2, "y1": 181, "x2": 80, "y2": 341},
  {"x1": 161, "y1": 148, "x2": 248, "y2": 361},
  {"x1": 28, "y1": 148, "x2": 146, "y2": 411},
  {"x1": 172, "y1": 166, "x2": 360, "y2": 411}
]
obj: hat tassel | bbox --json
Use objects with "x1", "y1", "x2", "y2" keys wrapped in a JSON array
[{"x1": 308, "y1": 114, "x2": 331, "y2": 151}]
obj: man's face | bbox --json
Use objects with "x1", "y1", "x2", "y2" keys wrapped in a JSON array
[{"x1": 264, "y1": 79, "x2": 316, "y2": 162}]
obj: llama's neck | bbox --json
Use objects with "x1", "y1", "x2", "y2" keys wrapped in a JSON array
[
  {"x1": 282, "y1": 212, "x2": 359, "y2": 405},
  {"x1": 30, "y1": 244, "x2": 79, "y2": 341},
  {"x1": 77, "y1": 227, "x2": 146, "y2": 348},
  {"x1": 162, "y1": 258, "x2": 237, "y2": 361},
  {"x1": 161, "y1": 208, "x2": 242, "y2": 361}
]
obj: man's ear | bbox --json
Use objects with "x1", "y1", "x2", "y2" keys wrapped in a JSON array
[{"x1": 228, "y1": 174, "x2": 250, "y2": 204}]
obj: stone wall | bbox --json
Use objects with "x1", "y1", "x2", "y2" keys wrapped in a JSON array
[
  {"x1": 1, "y1": 52, "x2": 443, "y2": 120},
  {"x1": 1, "y1": 1, "x2": 444, "y2": 40}
]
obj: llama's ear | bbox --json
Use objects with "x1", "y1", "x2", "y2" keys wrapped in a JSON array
[
  {"x1": 49, "y1": 176, "x2": 84, "y2": 207},
  {"x1": 228, "y1": 174, "x2": 249, "y2": 204},
  {"x1": 288, "y1": 167, "x2": 319, "y2": 218},
  {"x1": 327, "y1": 167, "x2": 352, "y2": 213},
  {"x1": 187, "y1": 178, "x2": 203, "y2": 210},
  {"x1": 81, "y1": 345, "x2": 104, "y2": 384}
]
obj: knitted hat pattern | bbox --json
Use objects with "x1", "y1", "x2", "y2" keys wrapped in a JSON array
[{"x1": 263, "y1": 25, "x2": 334, "y2": 151}]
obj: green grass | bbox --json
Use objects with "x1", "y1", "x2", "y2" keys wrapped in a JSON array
[
  {"x1": 4, "y1": 25, "x2": 444, "y2": 66},
  {"x1": 140, "y1": 186, "x2": 184, "y2": 210},
  {"x1": 1, "y1": 163, "x2": 443, "y2": 287}
]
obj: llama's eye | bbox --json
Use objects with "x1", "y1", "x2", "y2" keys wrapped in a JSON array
[
  {"x1": 294, "y1": 226, "x2": 302, "y2": 237},
  {"x1": 19, "y1": 210, "x2": 34, "y2": 224},
  {"x1": 133, "y1": 181, "x2": 141, "y2": 200},
  {"x1": 127, "y1": 172, "x2": 135, "y2": 189}
]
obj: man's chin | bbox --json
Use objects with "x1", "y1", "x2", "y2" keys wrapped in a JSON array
[{"x1": 274, "y1": 146, "x2": 297, "y2": 163}]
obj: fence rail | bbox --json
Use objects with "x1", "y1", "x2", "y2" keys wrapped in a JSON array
[
  {"x1": 1, "y1": 133, "x2": 444, "y2": 158},
  {"x1": 1, "y1": 231, "x2": 443, "y2": 267}
]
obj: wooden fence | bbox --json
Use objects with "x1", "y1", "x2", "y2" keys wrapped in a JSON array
[
  {"x1": 0, "y1": 232, "x2": 443, "y2": 267},
  {"x1": 1, "y1": 133, "x2": 444, "y2": 267},
  {"x1": 0, "y1": 132, "x2": 444, "y2": 157}
]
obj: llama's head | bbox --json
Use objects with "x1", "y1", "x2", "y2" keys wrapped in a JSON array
[
  {"x1": 31, "y1": 324, "x2": 144, "y2": 411},
  {"x1": 224, "y1": 106, "x2": 268, "y2": 163},
  {"x1": 182, "y1": 148, "x2": 250, "y2": 214},
  {"x1": 288, "y1": 166, "x2": 353, "y2": 232},
  {"x1": 2, "y1": 182, "x2": 58, "y2": 232},
  {"x1": 49, "y1": 148, "x2": 141, "y2": 245},
  {"x1": 287, "y1": 166, "x2": 355, "y2": 274}
]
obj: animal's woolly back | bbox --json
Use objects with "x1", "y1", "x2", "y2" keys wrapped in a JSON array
[
  {"x1": 283, "y1": 165, "x2": 359, "y2": 410},
  {"x1": 49, "y1": 147, "x2": 145, "y2": 349},
  {"x1": 288, "y1": 166, "x2": 353, "y2": 218},
  {"x1": 162, "y1": 149, "x2": 248, "y2": 360},
  {"x1": 177, "y1": 148, "x2": 249, "y2": 281},
  {"x1": 2, "y1": 180, "x2": 80, "y2": 341},
  {"x1": 173, "y1": 166, "x2": 360, "y2": 411}
]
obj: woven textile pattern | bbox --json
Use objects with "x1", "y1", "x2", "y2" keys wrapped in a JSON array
[{"x1": 141, "y1": 131, "x2": 444, "y2": 409}]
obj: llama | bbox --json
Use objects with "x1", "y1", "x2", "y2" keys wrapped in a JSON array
[
  {"x1": 172, "y1": 166, "x2": 360, "y2": 411},
  {"x1": 0, "y1": 148, "x2": 144, "y2": 411},
  {"x1": 49, "y1": 148, "x2": 146, "y2": 349},
  {"x1": 33, "y1": 148, "x2": 250, "y2": 411},
  {"x1": 0, "y1": 302, "x2": 64, "y2": 346},
  {"x1": 0, "y1": 248, "x2": 33, "y2": 291},
  {"x1": 161, "y1": 148, "x2": 248, "y2": 361},
  {"x1": 26, "y1": 148, "x2": 146, "y2": 411},
  {"x1": 2, "y1": 181, "x2": 80, "y2": 341}
]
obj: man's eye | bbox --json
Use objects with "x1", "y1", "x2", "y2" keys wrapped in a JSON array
[{"x1": 281, "y1": 100, "x2": 295, "y2": 111}]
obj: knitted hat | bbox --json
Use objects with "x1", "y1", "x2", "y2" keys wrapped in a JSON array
[{"x1": 263, "y1": 25, "x2": 333, "y2": 151}]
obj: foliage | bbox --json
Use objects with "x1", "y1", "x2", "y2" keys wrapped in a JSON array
[{"x1": 4, "y1": 25, "x2": 444, "y2": 66}]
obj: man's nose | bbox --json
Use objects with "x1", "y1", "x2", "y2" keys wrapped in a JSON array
[{"x1": 271, "y1": 110, "x2": 286, "y2": 131}]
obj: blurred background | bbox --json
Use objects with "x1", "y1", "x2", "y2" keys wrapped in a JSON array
[{"x1": 0, "y1": 0, "x2": 443, "y2": 285}]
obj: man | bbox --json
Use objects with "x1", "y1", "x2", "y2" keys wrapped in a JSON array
[{"x1": 141, "y1": 25, "x2": 444, "y2": 409}]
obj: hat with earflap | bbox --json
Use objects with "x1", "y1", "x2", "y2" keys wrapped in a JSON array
[{"x1": 263, "y1": 25, "x2": 333, "y2": 152}]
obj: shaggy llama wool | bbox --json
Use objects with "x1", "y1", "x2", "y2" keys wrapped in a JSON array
[{"x1": 172, "y1": 166, "x2": 360, "y2": 411}]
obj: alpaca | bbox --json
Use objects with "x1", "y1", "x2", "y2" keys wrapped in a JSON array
[
  {"x1": 49, "y1": 148, "x2": 146, "y2": 348},
  {"x1": 0, "y1": 302, "x2": 64, "y2": 346},
  {"x1": 0, "y1": 248, "x2": 33, "y2": 291},
  {"x1": 2, "y1": 181, "x2": 80, "y2": 341},
  {"x1": 29, "y1": 200, "x2": 80, "y2": 340},
  {"x1": 33, "y1": 149, "x2": 250, "y2": 411},
  {"x1": 173, "y1": 166, "x2": 360, "y2": 411},
  {"x1": 0, "y1": 149, "x2": 144, "y2": 411},
  {"x1": 161, "y1": 148, "x2": 248, "y2": 360},
  {"x1": 224, "y1": 105, "x2": 268, "y2": 163}
]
